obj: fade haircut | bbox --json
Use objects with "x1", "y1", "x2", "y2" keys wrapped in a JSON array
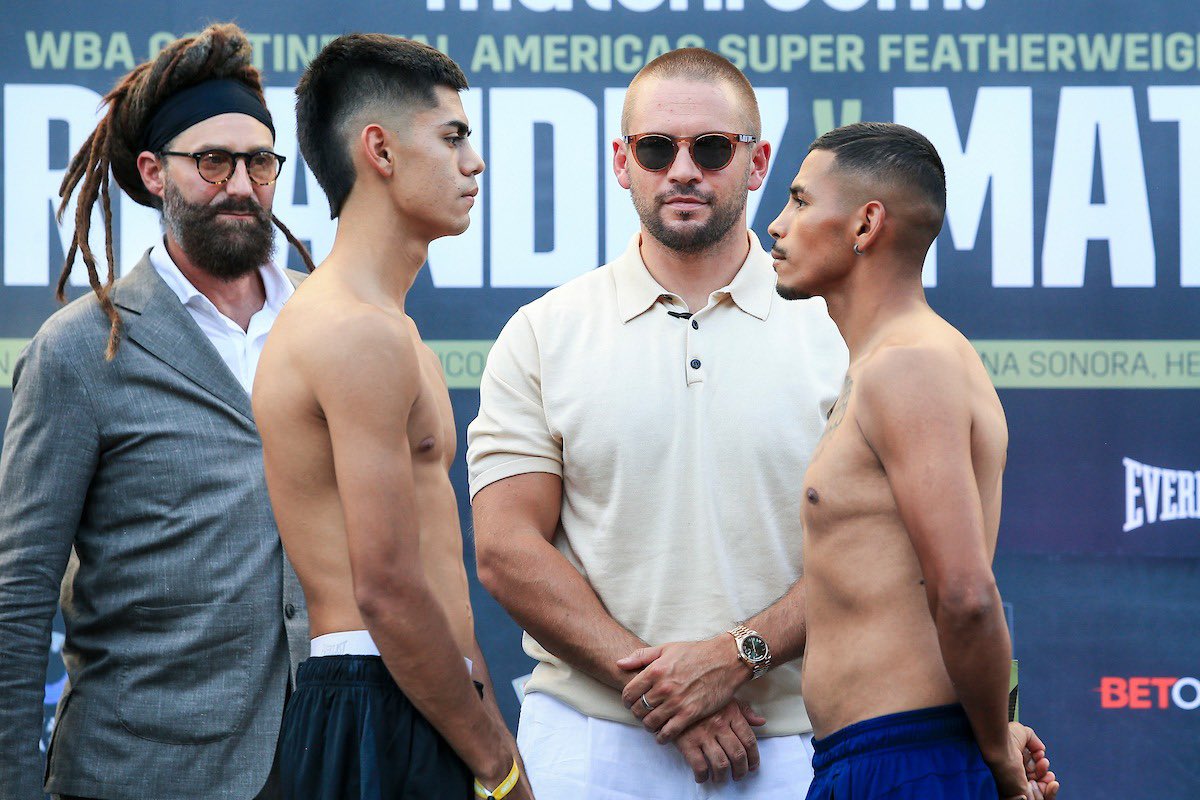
[
  {"x1": 621, "y1": 48, "x2": 760, "y2": 137},
  {"x1": 296, "y1": 34, "x2": 469, "y2": 218},
  {"x1": 810, "y1": 122, "x2": 947, "y2": 247}
]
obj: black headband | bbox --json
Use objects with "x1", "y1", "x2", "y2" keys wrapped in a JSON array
[{"x1": 141, "y1": 78, "x2": 274, "y2": 153}]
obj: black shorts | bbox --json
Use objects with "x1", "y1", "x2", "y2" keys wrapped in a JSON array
[{"x1": 281, "y1": 655, "x2": 473, "y2": 800}]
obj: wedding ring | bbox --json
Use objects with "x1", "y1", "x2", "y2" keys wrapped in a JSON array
[{"x1": 640, "y1": 694, "x2": 654, "y2": 712}]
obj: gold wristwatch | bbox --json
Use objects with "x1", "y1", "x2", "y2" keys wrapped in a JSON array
[{"x1": 727, "y1": 624, "x2": 771, "y2": 680}]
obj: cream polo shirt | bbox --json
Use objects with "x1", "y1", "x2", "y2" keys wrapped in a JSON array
[{"x1": 467, "y1": 232, "x2": 848, "y2": 737}]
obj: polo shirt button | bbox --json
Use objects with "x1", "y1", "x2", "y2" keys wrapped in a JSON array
[
  {"x1": 284, "y1": 603, "x2": 297, "y2": 619},
  {"x1": 691, "y1": 320, "x2": 699, "y2": 330},
  {"x1": 690, "y1": 359, "x2": 702, "y2": 369}
]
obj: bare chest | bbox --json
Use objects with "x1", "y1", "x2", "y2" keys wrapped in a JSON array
[
  {"x1": 407, "y1": 343, "x2": 457, "y2": 468},
  {"x1": 801, "y1": 375, "x2": 895, "y2": 536}
]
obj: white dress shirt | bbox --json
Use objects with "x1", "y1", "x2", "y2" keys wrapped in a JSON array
[{"x1": 149, "y1": 242, "x2": 294, "y2": 394}]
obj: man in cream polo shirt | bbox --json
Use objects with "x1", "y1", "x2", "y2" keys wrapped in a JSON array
[{"x1": 468, "y1": 48, "x2": 846, "y2": 798}]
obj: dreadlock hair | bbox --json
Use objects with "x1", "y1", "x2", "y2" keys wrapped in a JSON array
[{"x1": 56, "y1": 22, "x2": 315, "y2": 360}]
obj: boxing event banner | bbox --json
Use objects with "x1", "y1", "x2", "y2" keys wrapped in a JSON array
[{"x1": 1, "y1": 1, "x2": 1197, "y2": 796}]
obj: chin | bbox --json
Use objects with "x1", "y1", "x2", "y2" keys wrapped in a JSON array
[{"x1": 775, "y1": 281, "x2": 814, "y2": 301}]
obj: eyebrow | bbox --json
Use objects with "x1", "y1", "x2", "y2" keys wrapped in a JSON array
[
  {"x1": 790, "y1": 183, "x2": 808, "y2": 197},
  {"x1": 441, "y1": 120, "x2": 471, "y2": 136}
]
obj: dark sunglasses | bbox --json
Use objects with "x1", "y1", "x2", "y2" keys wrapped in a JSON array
[
  {"x1": 622, "y1": 132, "x2": 757, "y2": 172},
  {"x1": 159, "y1": 148, "x2": 286, "y2": 186}
]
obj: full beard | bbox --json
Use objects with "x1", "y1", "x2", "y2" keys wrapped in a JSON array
[
  {"x1": 162, "y1": 179, "x2": 276, "y2": 281},
  {"x1": 632, "y1": 183, "x2": 747, "y2": 255}
]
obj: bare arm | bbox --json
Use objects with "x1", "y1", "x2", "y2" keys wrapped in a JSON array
[
  {"x1": 314, "y1": 316, "x2": 515, "y2": 789},
  {"x1": 855, "y1": 347, "x2": 1025, "y2": 798},
  {"x1": 473, "y1": 472, "x2": 646, "y2": 690}
]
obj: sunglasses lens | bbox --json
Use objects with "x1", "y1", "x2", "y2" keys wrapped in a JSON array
[
  {"x1": 634, "y1": 136, "x2": 676, "y2": 171},
  {"x1": 692, "y1": 135, "x2": 735, "y2": 170}
]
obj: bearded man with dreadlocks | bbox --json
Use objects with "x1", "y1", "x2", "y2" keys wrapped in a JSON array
[{"x1": 0, "y1": 23, "x2": 313, "y2": 800}]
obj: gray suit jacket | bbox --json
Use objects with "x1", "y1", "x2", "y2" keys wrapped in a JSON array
[{"x1": 0, "y1": 254, "x2": 309, "y2": 799}]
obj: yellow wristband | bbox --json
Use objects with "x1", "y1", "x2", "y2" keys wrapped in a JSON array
[{"x1": 474, "y1": 759, "x2": 520, "y2": 800}]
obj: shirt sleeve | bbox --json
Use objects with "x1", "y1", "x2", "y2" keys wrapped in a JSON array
[
  {"x1": 0, "y1": 333, "x2": 98, "y2": 799},
  {"x1": 466, "y1": 309, "x2": 563, "y2": 499}
]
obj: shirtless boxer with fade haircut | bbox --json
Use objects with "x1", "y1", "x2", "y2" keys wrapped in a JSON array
[
  {"x1": 253, "y1": 34, "x2": 530, "y2": 800},
  {"x1": 766, "y1": 122, "x2": 1059, "y2": 800}
]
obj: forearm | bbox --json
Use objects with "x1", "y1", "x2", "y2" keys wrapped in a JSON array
[
  {"x1": 743, "y1": 576, "x2": 807, "y2": 667},
  {"x1": 465, "y1": 638, "x2": 512, "y2": 738},
  {"x1": 363, "y1": 586, "x2": 513, "y2": 784},
  {"x1": 933, "y1": 587, "x2": 1013, "y2": 764},
  {"x1": 479, "y1": 529, "x2": 645, "y2": 689}
]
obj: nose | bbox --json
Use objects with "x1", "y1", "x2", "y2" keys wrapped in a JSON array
[
  {"x1": 223, "y1": 158, "x2": 255, "y2": 198},
  {"x1": 463, "y1": 140, "x2": 485, "y2": 177},
  {"x1": 664, "y1": 142, "x2": 701, "y2": 185},
  {"x1": 767, "y1": 207, "x2": 788, "y2": 240}
]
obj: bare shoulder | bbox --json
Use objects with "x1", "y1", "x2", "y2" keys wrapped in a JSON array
[
  {"x1": 277, "y1": 279, "x2": 420, "y2": 400},
  {"x1": 855, "y1": 320, "x2": 1005, "y2": 452},
  {"x1": 855, "y1": 339, "x2": 971, "y2": 417}
]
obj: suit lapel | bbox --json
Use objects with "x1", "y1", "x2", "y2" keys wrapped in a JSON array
[{"x1": 113, "y1": 254, "x2": 255, "y2": 423}]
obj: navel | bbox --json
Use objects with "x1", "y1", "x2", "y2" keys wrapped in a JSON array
[
  {"x1": 417, "y1": 436, "x2": 436, "y2": 453},
  {"x1": 806, "y1": 487, "x2": 820, "y2": 504}
]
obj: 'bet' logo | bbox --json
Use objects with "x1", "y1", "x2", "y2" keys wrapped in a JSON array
[{"x1": 1098, "y1": 677, "x2": 1200, "y2": 710}]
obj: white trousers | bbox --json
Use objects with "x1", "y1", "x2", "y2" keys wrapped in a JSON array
[{"x1": 517, "y1": 692, "x2": 816, "y2": 800}]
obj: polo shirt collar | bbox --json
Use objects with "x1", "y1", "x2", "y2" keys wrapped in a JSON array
[{"x1": 612, "y1": 231, "x2": 776, "y2": 323}]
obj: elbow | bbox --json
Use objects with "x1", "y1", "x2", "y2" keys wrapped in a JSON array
[
  {"x1": 353, "y1": 568, "x2": 413, "y2": 624},
  {"x1": 474, "y1": 539, "x2": 506, "y2": 600},
  {"x1": 933, "y1": 575, "x2": 1001, "y2": 629}
]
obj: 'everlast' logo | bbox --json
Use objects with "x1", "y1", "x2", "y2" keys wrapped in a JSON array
[{"x1": 1123, "y1": 457, "x2": 1200, "y2": 532}]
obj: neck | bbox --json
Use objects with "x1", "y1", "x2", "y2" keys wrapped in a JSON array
[
  {"x1": 165, "y1": 234, "x2": 265, "y2": 331},
  {"x1": 638, "y1": 223, "x2": 750, "y2": 312},
  {"x1": 822, "y1": 257, "x2": 928, "y2": 360},
  {"x1": 327, "y1": 190, "x2": 430, "y2": 309}
]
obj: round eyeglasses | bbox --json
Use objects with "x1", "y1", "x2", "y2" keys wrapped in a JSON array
[
  {"x1": 159, "y1": 149, "x2": 286, "y2": 186},
  {"x1": 622, "y1": 132, "x2": 757, "y2": 173}
]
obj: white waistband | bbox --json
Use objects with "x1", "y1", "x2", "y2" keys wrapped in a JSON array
[{"x1": 311, "y1": 630, "x2": 473, "y2": 674}]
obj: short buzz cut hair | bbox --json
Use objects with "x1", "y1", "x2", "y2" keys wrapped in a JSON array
[
  {"x1": 621, "y1": 48, "x2": 760, "y2": 137},
  {"x1": 295, "y1": 34, "x2": 469, "y2": 218},
  {"x1": 810, "y1": 122, "x2": 947, "y2": 246}
]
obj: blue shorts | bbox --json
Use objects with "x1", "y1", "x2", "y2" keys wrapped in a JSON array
[{"x1": 805, "y1": 704, "x2": 999, "y2": 800}]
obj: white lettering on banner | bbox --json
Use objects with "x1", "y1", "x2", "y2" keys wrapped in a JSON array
[
  {"x1": 1173, "y1": 678, "x2": 1200, "y2": 710},
  {"x1": 1042, "y1": 87, "x2": 1155, "y2": 287},
  {"x1": 1123, "y1": 457, "x2": 1200, "y2": 532},
  {"x1": 3, "y1": 84, "x2": 107, "y2": 287},
  {"x1": 1148, "y1": 86, "x2": 1200, "y2": 287},
  {"x1": 2, "y1": 82, "x2": 1197, "y2": 290},
  {"x1": 602, "y1": 86, "x2": 788, "y2": 264},
  {"x1": 428, "y1": 0, "x2": 984, "y2": 10},
  {"x1": 894, "y1": 87, "x2": 1033, "y2": 288},
  {"x1": 489, "y1": 87, "x2": 599, "y2": 287}
]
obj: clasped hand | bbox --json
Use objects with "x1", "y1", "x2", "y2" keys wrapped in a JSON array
[
  {"x1": 618, "y1": 636, "x2": 752, "y2": 741},
  {"x1": 617, "y1": 637, "x2": 764, "y2": 783}
]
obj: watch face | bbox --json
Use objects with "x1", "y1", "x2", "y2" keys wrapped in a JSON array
[{"x1": 742, "y1": 635, "x2": 768, "y2": 661}]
